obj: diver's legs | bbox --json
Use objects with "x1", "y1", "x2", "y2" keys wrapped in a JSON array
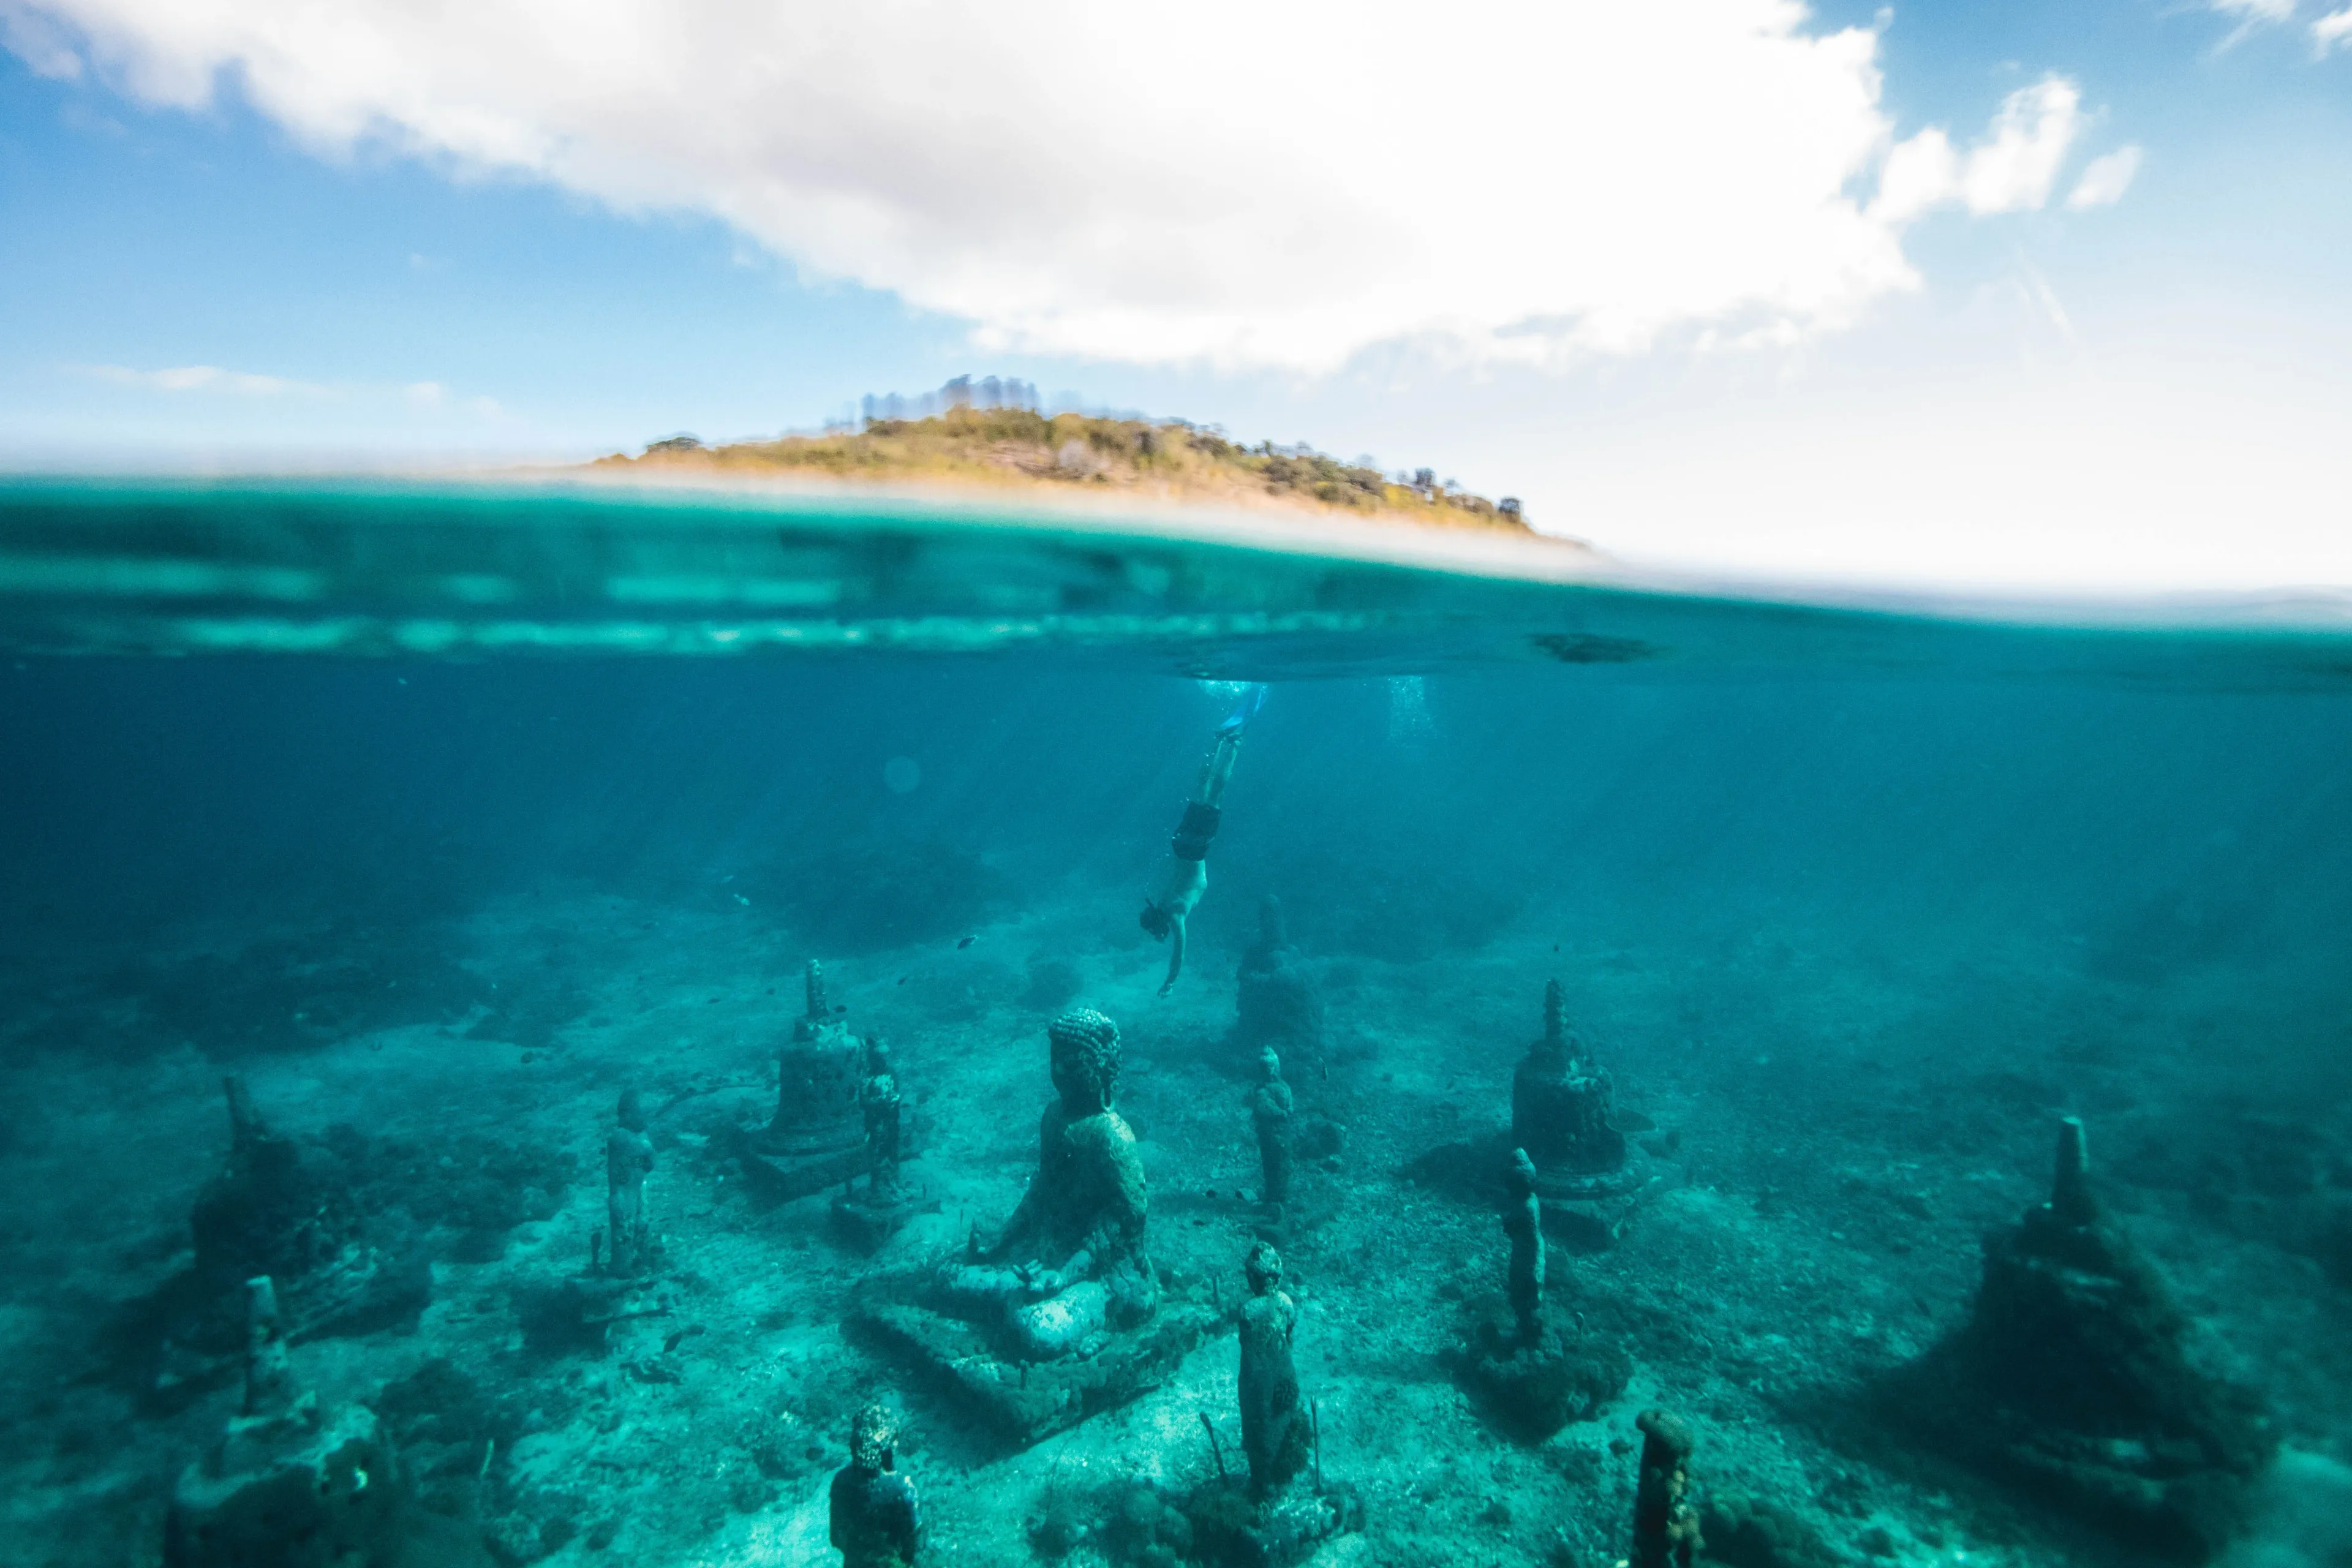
[{"x1": 1197, "y1": 733, "x2": 1240, "y2": 807}]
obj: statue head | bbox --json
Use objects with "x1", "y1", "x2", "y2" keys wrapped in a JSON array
[
  {"x1": 865, "y1": 1037, "x2": 894, "y2": 1076},
  {"x1": 1245, "y1": 1240, "x2": 1283, "y2": 1295},
  {"x1": 1506, "y1": 1147, "x2": 1538, "y2": 1197},
  {"x1": 616, "y1": 1088, "x2": 648, "y2": 1134},
  {"x1": 1048, "y1": 1008, "x2": 1120, "y2": 1113},
  {"x1": 1257, "y1": 1047, "x2": 1282, "y2": 1084},
  {"x1": 848, "y1": 1403, "x2": 898, "y2": 1471}
]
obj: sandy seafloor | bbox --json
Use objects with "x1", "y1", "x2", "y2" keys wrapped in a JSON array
[{"x1": 2, "y1": 660, "x2": 2352, "y2": 1568}]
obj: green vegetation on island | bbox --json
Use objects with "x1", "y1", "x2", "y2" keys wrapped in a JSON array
[{"x1": 597, "y1": 402, "x2": 1536, "y2": 533}]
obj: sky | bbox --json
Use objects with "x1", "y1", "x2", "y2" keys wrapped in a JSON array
[{"x1": 1, "y1": 0, "x2": 2348, "y2": 591}]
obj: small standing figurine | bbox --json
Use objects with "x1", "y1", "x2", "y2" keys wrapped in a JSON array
[
  {"x1": 1632, "y1": 1409, "x2": 1701, "y2": 1568},
  {"x1": 1502, "y1": 1148, "x2": 1544, "y2": 1346},
  {"x1": 606, "y1": 1089, "x2": 656, "y2": 1277},
  {"x1": 241, "y1": 1275, "x2": 297, "y2": 1420},
  {"x1": 860, "y1": 1039, "x2": 904, "y2": 1201},
  {"x1": 1237, "y1": 1241, "x2": 1311, "y2": 1499},
  {"x1": 829, "y1": 1403, "x2": 920, "y2": 1568},
  {"x1": 1250, "y1": 1048, "x2": 1295, "y2": 1211}
]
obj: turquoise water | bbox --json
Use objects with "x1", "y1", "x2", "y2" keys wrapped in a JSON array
[{"x1": 2, "y1": 481, "x2": 2349, "y2": 1567}]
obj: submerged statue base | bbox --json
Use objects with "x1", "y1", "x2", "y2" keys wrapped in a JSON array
[{"x1": 855, "y1": 1292, "x2": 1221, "y2": 1450}]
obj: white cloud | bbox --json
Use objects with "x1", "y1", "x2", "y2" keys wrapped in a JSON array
[
  {"x1": 77, "y1": 363, "x2": 503, "y2": 419},
  {"x1": 2209, "y1": 0, "x2": 2297, "y2": 20},
  {"x1": 84, "y1": 363, "x2": 321, "y2": 395},
  {"x1": 2202, "y1": 0, "x2": 2352, "y2": 51},
  {"x1": 2066, "y1": 145, "x2": 2143, "y2": 209},
  {"x1": 1874, "y1": 79, "x2": 2086, "y2": 225},
  {"x1": 0, "y1": 4, "x2": 82, "y2": 78},
  {"x1": 10, "y1": 0, "x2": 2098, "y2": 371}
]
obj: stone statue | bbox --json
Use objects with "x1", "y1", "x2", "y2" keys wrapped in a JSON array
[
  {"x1": 829, "y1": 1403, "x2": 920, "y2": 1568},
  {"x1": 1237, "y1": 1242, "x2": 1311, "y2": 1499},
  {"x1": 1457, "y1": 1142, "x2": 1630, "y2": 1440},
  {"x1": 861, "y1": 1039, "x2": 904, "y2": 1200},
  {"x1": 240, "y1": 1275, "x2": 296, "y2": 1420},
  {"x1": 1886, "y1": 1117, "x2": 2272, "y2": 1558},
  {"x1": 796, "y1": 959, "x2": 848, "y2": 1047},
  {"x1": 952, "y1": 1008, "x2": 1154, "y2": 1360},
  {"x1": 1502, "y1": 1148, "x2": 1544, "y2": 1346},
  {"x1": 167, "y1": 1272, "x2": 494, "y2": 1567},
  {"x1": 1512, "y1": 979, "x2": 1626, "y2": 1194},
  {"x1": 1235, "y1": 894, "x2": 1324, "y2": 1064},
  {"x1": 859, "y1": 1009, "x2": 1219, "y2": 1450},
  {"x1": 190, "y1": 1075, "x2": 345, "y2": 1295},
  {"x1": 1632, "y1": 1409, "x2": 1700, "y2": 1568},
  {"x1": 606, "y1": 1089, "x2": 656, "y2": 1277},
  {"x1": 1250, "y1": 1048, "x2": 1295, "y2": 1209},
  {"x1": 745, "y1": 958, "x2": 869, "y2": 1200}
]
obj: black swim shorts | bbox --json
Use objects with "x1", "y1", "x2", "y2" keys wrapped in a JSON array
[{"x1": 1169, "y1": 801, "x2": 1221, "y2": 861}]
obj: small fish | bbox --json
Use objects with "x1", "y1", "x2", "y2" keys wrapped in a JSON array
[
  {"x1": 896, "y1": 976, "x2": 908, "y2": 986},
  {"x1": 834, "y1": 1003, "x2": 850, "y2": 1014},
  {"x1": 957, "y1": 934, "x2": 976, "y2": 949},
  {"x1": 733, "y1": 894, "x2": 750, "y2": 907}
]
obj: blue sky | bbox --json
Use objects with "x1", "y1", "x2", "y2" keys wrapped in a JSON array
[{"x1": 1, "y1": 1, "x2": 2347, "y2": 588}]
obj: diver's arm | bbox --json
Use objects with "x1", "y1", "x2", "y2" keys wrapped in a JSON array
[{"x1": 1161, "y1": 913, "x2": 1186, "y2": 995}]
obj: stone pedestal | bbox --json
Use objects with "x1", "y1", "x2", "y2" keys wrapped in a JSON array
[{"x1": 854, "y1": 1291, "x2": 1220, "y2": 1450}]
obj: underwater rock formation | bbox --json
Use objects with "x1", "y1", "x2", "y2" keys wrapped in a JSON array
[
  {"x1": 738, "y1": 959, "x2": 869, "y2": 1200},
  {"x1": 1512, "y1": 980, "x2": 1627, "y2": 1194},
  {"x1": 1251, "y1": 1049, "x2": 1295, "y2": 1213},
  {"x1": 1234, "y1": 895, "x2": 1324, "y2": 1068},
  {"x1": 1887, "y1": 1117, "x2": 2273, "y2": 1561},
  {"x1": 854, "y1": 1008, "x2": 1218, "y2": 1449},
  {"x1": 1632, "y1": 1409, "x2": 1702, "y2": 1568},
  {"x1": 164, "y1": 1274, "x2": 491, "y2": 1568},
  {"x1": 1695, "y1": 1493, "x2": 1843, "y2": 1568},
  {"x1": 1454, "y1": 1147, "x2": 1631, "y2": 1441},
  {"x1": 829, "y1": 1403, "x2": 921, "y2": 1568}
]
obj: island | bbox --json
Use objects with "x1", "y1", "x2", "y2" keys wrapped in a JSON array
[{"x1": 594, "y1": 388, "x2": 1536, "y2": 534}]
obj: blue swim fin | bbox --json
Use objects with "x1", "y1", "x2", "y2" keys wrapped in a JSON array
[{"x1": 1217, "y1": 684, "x2": 1268, "y2": 736}]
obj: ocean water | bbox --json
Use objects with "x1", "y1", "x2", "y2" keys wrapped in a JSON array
[{"x1": 2, "y1": 480, "x2": 2349, "y2": 1568}]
